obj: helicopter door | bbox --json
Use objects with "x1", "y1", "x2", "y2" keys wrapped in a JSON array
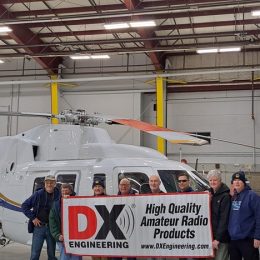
[{"x1": 113, "y1": 167, "x2": 153, "y2": 194}]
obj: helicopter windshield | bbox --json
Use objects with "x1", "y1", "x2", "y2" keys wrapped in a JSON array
[{"x1": 158, "y1": 170, "x2": 209, "y2": 192}]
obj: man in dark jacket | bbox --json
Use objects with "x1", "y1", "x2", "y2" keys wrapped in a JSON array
[
  {"x1": 92, "y1": 178, "x2": 106, "y2": 196},
  {"x1": 49, "y1": 183, "x2": 81, "y2": 260},
  {"x1": 22, "y1": 175, "x2": 60, "y2": 260},
  {"x1": 118, "y1": 178, "x2": 137, "y2": 195},
  {"x1": 228, "y1": 171, "x2": 260, "y2": 260},
  {"x1": 207, "y1": 169, "x2": 230, "y2": 260},
  {"x1": 113, "y1": 178, "x2": 136, "y2": 260}
]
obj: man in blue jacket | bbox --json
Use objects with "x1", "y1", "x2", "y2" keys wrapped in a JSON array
[
  {"x1": 22, "y1": 175, "x2": 60, "y2": 260},
  {"x1": 228, "y1": 171, "x2": 260, "y2": 260}
]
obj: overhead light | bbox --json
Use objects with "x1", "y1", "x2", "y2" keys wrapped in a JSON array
[
  {"x1": 70, "y1": 54, "x2": 110, "y2": 60},
  {"x1": 219, "y1": 47, "x2": 241, "y2": 52},
  {"x1": 91, "y1": 54, "x2": 110, "y2": 59},
  {"x1": 104, "y1": 23, "x2": 129, "y2": 29},
  {"x1": 0, "y1": 26, "x2": 12, "y2": 33},
  {"x1": 129, "y1": 20, "x2": 156, "y2": 27},
  {"x1": 70, "y1": 55, "x2": 90, "y2": 60},
  {"x1": 196, "y1": 47, "x2": 241, "y2": 54},
  {"x1": 196, "y1": 48, "x2": 218, "y2": 54},
  {"x1": 0, "y1": 60, "x2": 4, "y2": 64},
  {"x1": 251, "y1": 10, "x2": 260, "y2": 16}
]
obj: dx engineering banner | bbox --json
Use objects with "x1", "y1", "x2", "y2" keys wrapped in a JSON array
[{"x1": 62, "y1": 193, "x2": 213, "y2": 258}]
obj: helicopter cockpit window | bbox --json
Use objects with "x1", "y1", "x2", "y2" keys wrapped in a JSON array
[
  {"x1": 158, "y1": 170, "x2": 209, "y2": 192},
  {"x1": 118, "y1": 172, "x2": 149, "y2": 194},
  {"x1": 56, "y1": 174, "x2": 77, "y2": 191},
  {"x1": 191, "y1": 171, "x2": 209, "y2": 187}
]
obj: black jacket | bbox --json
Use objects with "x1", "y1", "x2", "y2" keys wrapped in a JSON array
[{"x1": 210, "y1": 183, "x2": 231, "y2": 243}]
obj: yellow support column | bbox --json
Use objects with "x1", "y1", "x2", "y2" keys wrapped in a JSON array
[
  {"x1": 156, "y1": 76, "x2": 166, "y2": 154},
  {"x1": 50, "y1": 75, "x2": 59, "y2": 124}
]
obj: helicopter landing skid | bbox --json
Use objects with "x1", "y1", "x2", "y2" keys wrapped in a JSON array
[
  {"x1": 0, "y1": 223, "x2": 10, "y2": 247},
  {"x1": 0, "y1": 236, "x2": 10, "y2": 247}
]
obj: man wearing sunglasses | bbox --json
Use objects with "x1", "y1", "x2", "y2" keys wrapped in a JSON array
[{"x1": 177, "y1": 172, "x2": 193, "y2": 193}]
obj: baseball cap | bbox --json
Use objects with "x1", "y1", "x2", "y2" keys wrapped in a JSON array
[{"x1": 44, "y1": 175, "x2": 56, "y2": 182}]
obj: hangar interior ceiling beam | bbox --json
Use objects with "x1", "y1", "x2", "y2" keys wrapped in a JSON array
[
  {"x1": 123, "y1": 0, "x2": 165, "y2": 70},
  {"x1": 0, "y1": 4, "x2": 62, "y2": 74},
  {"x1": 0, "y1": 0, "x2": 260, "y2": 91}
]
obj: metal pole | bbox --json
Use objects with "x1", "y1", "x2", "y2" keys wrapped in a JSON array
[
  {"x1": 50, "y1": 75, "x2": 59, "y2": 124},
  {"x1": 156, "y1": 76, "x2": 166, "y2": 154}
]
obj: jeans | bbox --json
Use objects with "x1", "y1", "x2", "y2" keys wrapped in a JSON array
[
  {"x1": 57, "y1": 242, "x2": 82, "y2": 260},
  {"x1": 30, "y1": 225, "x2": 57, "y2": 260},
  {"x1": 213, "y1": 242, "x2": 229, "y2": 260}
]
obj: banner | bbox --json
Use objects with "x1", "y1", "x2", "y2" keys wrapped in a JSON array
[{"x1": 62, "y1": 192, "x2": 213, "y2": 258}]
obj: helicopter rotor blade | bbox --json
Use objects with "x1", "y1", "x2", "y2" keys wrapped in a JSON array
[
  {"x1": 1, "y1": 110, "x2": 257, "y2": 149},
  {"x1": 110, "y1": 119, "x2": 208, "y2": 146},
  {"x1": 0, "y1": 111, "x2": 52, "y2": 118}
]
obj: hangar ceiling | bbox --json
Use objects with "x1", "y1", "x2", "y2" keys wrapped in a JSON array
[
  {"x1": 1, "y1": 1, "x2": 260, "y2": 69},
  {"x1": 1, "y1": 0, "x2": 260, "y2": 91}
]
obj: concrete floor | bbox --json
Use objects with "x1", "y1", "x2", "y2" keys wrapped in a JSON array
[{"x1": 0, "y1": 242, "x2": 91, "y2": 260}]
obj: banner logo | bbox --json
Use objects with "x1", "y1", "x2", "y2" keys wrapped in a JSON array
[{"x1": 68, "y1": 204, "x2": 135, "y2": 240}]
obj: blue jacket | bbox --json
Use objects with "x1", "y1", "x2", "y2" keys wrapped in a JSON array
[
  {"x1": 228, "y1": 186, "x2": 260, "y2": 240},
  {"x1": 22, "y1": 187, "x2": 60, "y2": 221}
]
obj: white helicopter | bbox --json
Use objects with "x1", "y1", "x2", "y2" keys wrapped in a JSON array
[{"x1": 0, "y1": 109, "x2": 211, "y2": 247}]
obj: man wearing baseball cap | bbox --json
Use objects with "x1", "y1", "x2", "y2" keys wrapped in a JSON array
[
  {"x1": 228, "y1": 171, "x2": 260, "y2": 260},
  {"x1": 92, "y1": 178, "x2": 106, "y2": 196},
  {"x1": 22, "y1": 175, "x2": 60, "y2": 260}
]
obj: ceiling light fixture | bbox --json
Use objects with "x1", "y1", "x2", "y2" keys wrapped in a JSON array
[
  {"x1": 0, "y1": 26, "x2": 12, "y2": 33},
  {"x1": 197, "y1": 47, "x2": 241, "y2": 54},
  {"x1": 196, "y1": 48, "x2": 218, "y2": 54},
  {"x1": 70, "y1": 55, "x2": 90, "y2": 60},
  {"x1": 0, "y1": 60, "x2": 4, "y2": 64},
  {"x1": 104, "y1": 23, "x2": 129, "y2": 29},
  {"x1": 219, "y1": 47, "x2": 241, "y2": 52},
  {"x1": 91, "y1": 54, "x2": 110, "y2": 59},
  {"x1": 251, "y1": 10, "x2": 260, "y2": 16},
  {"x1": 129, "y1": 20, "x2": 156, "y2": 27},
  {"x1": 70, "y1": 54, "x2": 110, "y2": 60}
]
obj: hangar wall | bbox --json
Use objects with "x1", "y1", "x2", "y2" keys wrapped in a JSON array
[
  {"x1": 0, "y1": 83, "x2": 142, "y2": 146},
  {"x1": 59, "y1": 91, "x2": 141, "y2": 145},
  {"x1": 0, "y1": 51, "x2": 259, "y2": 180},
  {"x1": 1, "y1": 80, "x2": 258, "y2": 176},
  {"x1": 142, "y1": 90, "x2": 260, "y2": 173}
]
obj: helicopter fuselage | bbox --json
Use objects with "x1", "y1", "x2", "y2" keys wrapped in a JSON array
[{"x1": 0, "y1": 124, "x2": 209, "y2": 245}]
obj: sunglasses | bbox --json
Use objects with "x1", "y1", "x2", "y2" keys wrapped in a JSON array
[{"x1": 178, "y1": 179, "x2": 188, "y2": 183}]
